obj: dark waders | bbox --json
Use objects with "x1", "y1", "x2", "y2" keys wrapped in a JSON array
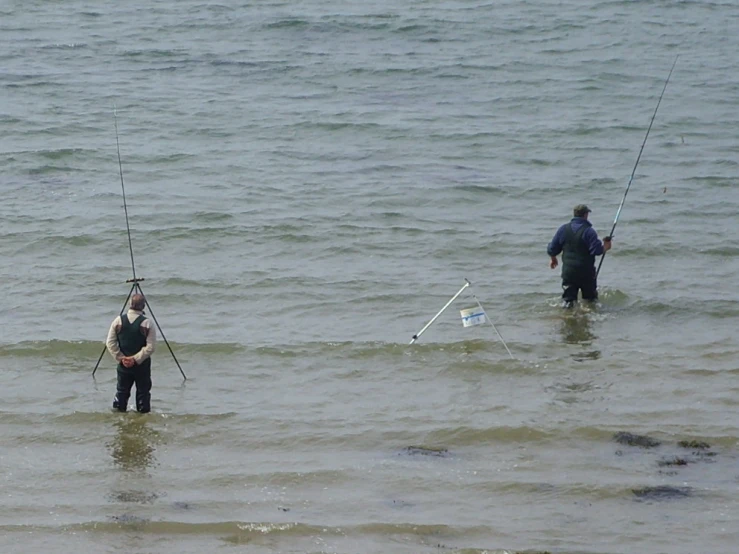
[{"x1": 561, "y1": 224, "x2": 597, "y2": 304}]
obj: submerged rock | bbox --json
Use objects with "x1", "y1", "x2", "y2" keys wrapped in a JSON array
[
  {"x1": 613, "y1": 431, "x2": 661, "y2": 448},
  {"x1": 401, "y1": 445, "x2": 449, "y2": 457},
  {"x1": 676, "y1": 439, "x2": 717, "y2": 463},
  {"x1": 678, "y1": 439, "x2": 711, "y2": 450},
  {"x1": 108, "y1": 513, "x2": 149, "y2": 524},
  {"x1": 657, "y1": 456, "x2": 689, "y2": 467},
  {"x1": 108, "y1": 490, "x2": 158, "y2": 504},
  {"x1": 632, "y1": 485, "x2": 692, "y2": 500},
  {"x1": 388, "y1": 499, "x2": 414, "y2": 509}
]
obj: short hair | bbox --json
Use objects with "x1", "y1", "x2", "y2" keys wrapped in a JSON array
[{"x1": 130, "y1": 294, "x2": 146, "y2": 311}]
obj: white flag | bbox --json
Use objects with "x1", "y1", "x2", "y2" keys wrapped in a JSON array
[{"x1": 460, "y1": 307, "x2": 486, "y2": 327}]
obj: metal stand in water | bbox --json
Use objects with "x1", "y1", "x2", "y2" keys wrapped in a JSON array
[
  {"x1": 409, "y1": 278, "x2": 514, "y2": 359},
  {"x1": 92, "y1": 109, "x2": 186, "y2": 380}
]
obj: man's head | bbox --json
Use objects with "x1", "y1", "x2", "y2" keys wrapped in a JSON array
[
  {"x1": 573, "y1": 204, "x2": 591, "y2": 218},
  {"x1": 130, "y1": 294, "x2": 146, "y2": 311}
]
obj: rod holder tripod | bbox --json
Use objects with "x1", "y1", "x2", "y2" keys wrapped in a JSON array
[
  {"x1": 95, "y1": 109, "x2": 187, "y2": 381},
  {"x1": 92, "y1": 278, "x2": 187, "y2": 380}
]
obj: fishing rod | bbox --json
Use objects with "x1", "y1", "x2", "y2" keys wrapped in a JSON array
[
  {"x1": 92, "y1": 109, "x2": 186, "y2": 380},
  {"x1": 114, "y1": 107, "x2": 137, "y2": 281},
  {"x1": 596, "y1": 55, "x2": 678, "y2": 278}
]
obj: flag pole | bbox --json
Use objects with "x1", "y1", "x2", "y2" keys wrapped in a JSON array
[
  {"x1": 472, "y1": 296, "x2": 514, "y2": 359},
  {"x1": 409, "y1": 279, "x2": 471, "y2": 344}
]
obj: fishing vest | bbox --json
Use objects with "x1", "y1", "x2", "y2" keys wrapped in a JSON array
[
  {"x1": 117, "y1": 314, "x2": 148, "y2": 358},
  {"x1": 562, "y1": 223, "x2": 595, "y2": 277}
]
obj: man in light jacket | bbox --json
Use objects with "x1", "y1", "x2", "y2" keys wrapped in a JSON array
[{"x1": 106, "y1": 293, "x2": 156, "y2": 413}]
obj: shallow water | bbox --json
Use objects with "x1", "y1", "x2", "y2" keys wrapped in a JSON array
[{"x1": 2, "y1": 1, "x2": 739, "y2": 553}]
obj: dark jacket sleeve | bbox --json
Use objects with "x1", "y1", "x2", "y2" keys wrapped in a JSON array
[
  {"x1": 547, "y1": 225, "x2": 566, "y2": 257},
  {"x1": 583, "y1": 227, "x2": 605, "y2": 256}
]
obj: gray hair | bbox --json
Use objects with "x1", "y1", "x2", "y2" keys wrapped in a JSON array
[{"x1": 130, "y1": 293, "x2": 146, "y2": 311}]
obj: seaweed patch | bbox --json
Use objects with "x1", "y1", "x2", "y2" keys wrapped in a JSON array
[
  {"x1": 613, "y1": 431, "x2": 661, "y2": 448},
  {"x1": 108, "y1": 513, "x2": 149, "y2": 524},
  {"x1": 401, "y1": 445, "x2": 449, "y2": 457},
  {"x1": 632, "y1": 485, "x2": 692, "y2": 500},
  {"x1": 657, "y1": 456, "x2": 689, "y2": 467},
  {"x1": 678, "y1": 440, "x2": 710, "y2": 450}
]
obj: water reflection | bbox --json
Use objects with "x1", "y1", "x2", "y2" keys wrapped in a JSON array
[
  {"x1": 108, "y1": 415, "x2": 159, "y2": 473},
  {"x1": 559, "y1": 309, "x2": 601, "y2": 361}
]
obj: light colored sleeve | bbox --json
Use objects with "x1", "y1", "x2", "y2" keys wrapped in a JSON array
[
  {"x1": 105, "y1": 316, "x2": 123, "y2": 362},
  {"x1": 133, "y1": 319, "x2": 157, "y2": 364}
]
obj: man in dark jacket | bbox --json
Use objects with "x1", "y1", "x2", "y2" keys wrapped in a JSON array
[
  {"x1": 547, "y1": 204, "x2": 612, "y2": 306},
  {"x1": 105, "y1": 293, "x2": 157, "y2": 413}
]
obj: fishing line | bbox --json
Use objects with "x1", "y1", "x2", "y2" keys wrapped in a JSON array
[
  {"x1": 92, "y1": 109, "x2": 186, "y2": 381},
  {"x1": 114, "y1": 107, "x2": 137, "y2": 281},
  {"x1": 596, "y1": 55, "x2": 679, "y2": 278},
  {"x1": 468, "y1": 293, "x2": 514, "y2": 360}
]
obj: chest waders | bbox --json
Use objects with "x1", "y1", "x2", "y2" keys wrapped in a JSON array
[
  {"x1": 560, "y1": 224, "x2": 599, "y2": 303},
  {"x1": 561, "y1": 224, "x2": 595, "y2": 283},
  {"x1": 113, "y1": 314, "x2": 152, "y2": 413}
]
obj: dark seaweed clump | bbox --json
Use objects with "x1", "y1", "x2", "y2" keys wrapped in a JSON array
[
  {"x1": 108, "y1": 513, "x2": 149, "y2": 524},
  {"x1": 432, "y1": 544, "x2": 550, "y2": 553},
  {"x1": 613, "y1": 431, "x2": 661, "y2": 448},
  {"x1": 402, "y1": 445, "x2": 449, "y2": 457},
  {"x1": 632, "y1": 485, "x2": 692, "y2": 500},
  {"x1": 678, "y1": 440, "x2": 710, "y2": 450},
  {"x1": 657, "y1": 456, "x2": 688, "y2": 467}
]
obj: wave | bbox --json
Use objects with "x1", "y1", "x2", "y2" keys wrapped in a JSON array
[
  {"x1": 16, "y1": 233, "x2": 104, "y2": 251},
  {"x1": 28, "y1": 164, "x2": 84, "y2": 175},
  {"x1": 34, "y1": 148, "x2": 88, "y2": 160},
  {"x1": 0, "y1": 313, "x2": 499, "y2": 359},
  {"x1": 418, "y1": 425, "x2": 739, "y2": 450},
  {"x1": 0, "y1": 520, "x2": 490, "y2": 539},
  {"x1": 0, "y1": 410, "x2": 240, "y2": 427},
  {"x1": 484, "y1": 480, "x2": 700, "y2": 503},
  {"x1": 0, "y1": 339, "x2": 246, "y2": 358},
  {"x1": 58, "y1": 410, "x2": 239, "y2": 425},
  {"x1": 122, "y1": 48, "x2": 187, "y2": 59}
]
